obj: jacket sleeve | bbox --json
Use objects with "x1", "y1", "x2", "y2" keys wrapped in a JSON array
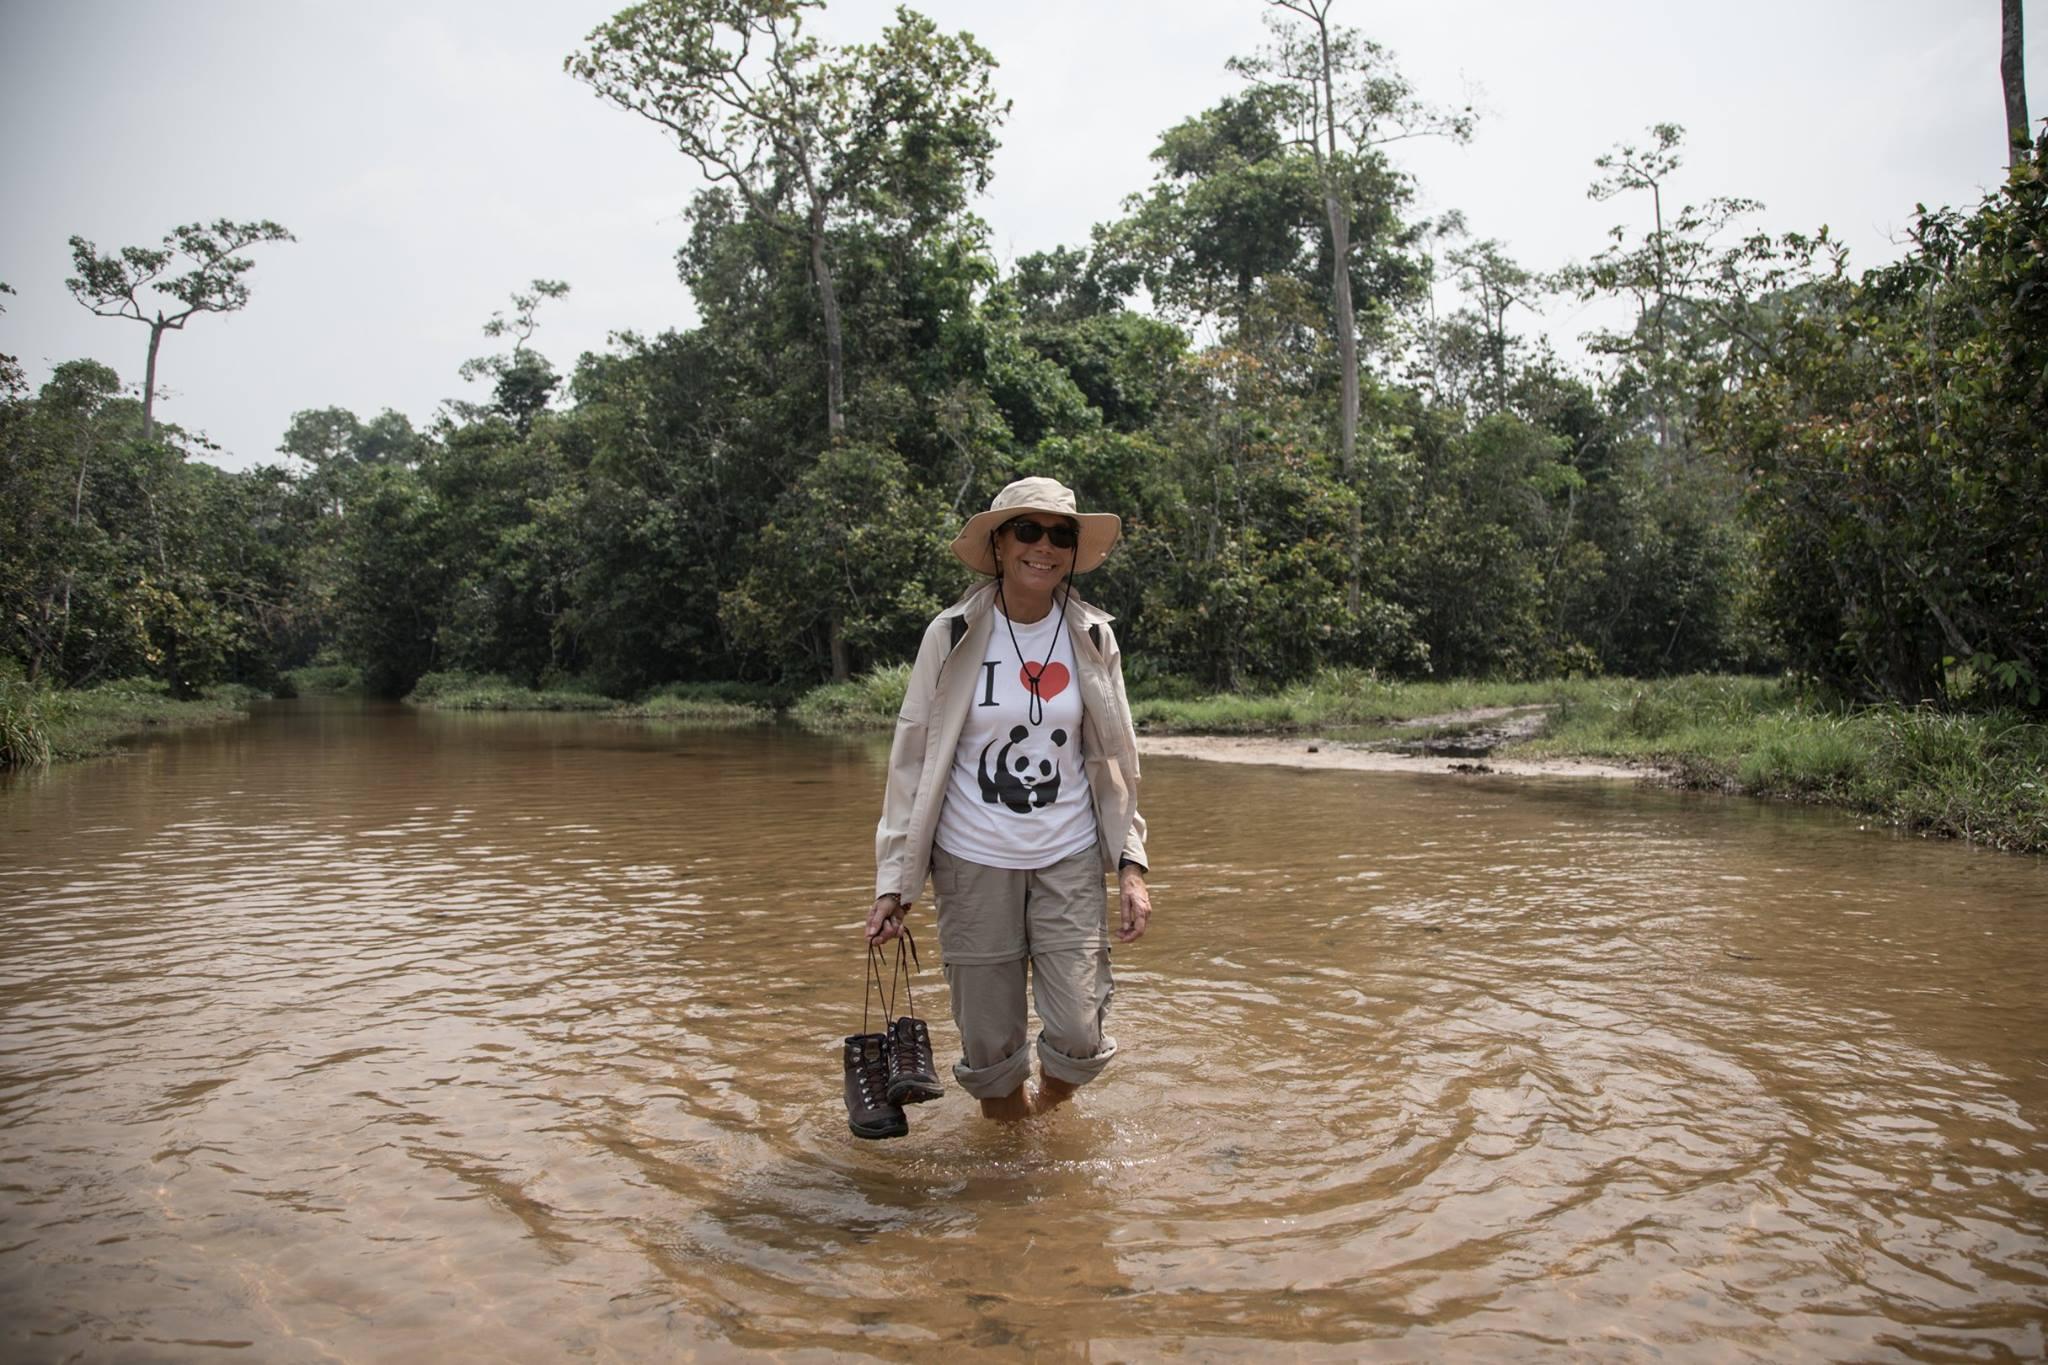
[
  {"x1": 1102, "y1": 622, "x2": 1149, "y2": 873},
  {"x1": 873, "y1": 616, "x2": 948, "y2": 901}
]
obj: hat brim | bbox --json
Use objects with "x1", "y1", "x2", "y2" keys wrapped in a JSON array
[{"x1": 951, "y1": 506, "x2": 1122, "y2": 575}]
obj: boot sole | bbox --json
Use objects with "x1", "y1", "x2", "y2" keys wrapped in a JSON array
[
  {"x1": 888, "y1": 1079, "x2": 943, "y2": 1105},
  {"x1": 848, "y1": 1112, "x2": 909, "y2": 1139}
]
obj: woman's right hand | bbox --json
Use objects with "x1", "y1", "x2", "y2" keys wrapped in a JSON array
[{"x1": 865, "y1": 894, "x2": 909, "y2": 946}]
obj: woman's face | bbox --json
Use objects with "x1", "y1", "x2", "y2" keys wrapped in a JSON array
[{"x1": 998, "y1": 515, "x2": 1077, "y2": 595}]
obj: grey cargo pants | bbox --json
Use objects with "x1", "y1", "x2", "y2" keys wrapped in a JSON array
[{"x1": 929, "y1": 843, "x2": 1118, "y2": 1100}]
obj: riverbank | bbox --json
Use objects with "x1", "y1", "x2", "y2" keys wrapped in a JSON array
[
  {"x1": 405, "y1": 671, "x2": 775, "y2": 725},
  {"x1": 1137, "y1": 676, "x2": 2046, "y2": 856},
  {"x1": 23, "y1": 667, "x2": 2029, "y2": 855},
  {"x1": 1139, "y1": 734, "x2": 1647, "y2": 780},
  {"x1": 0, "y1": 678, "x2": 262, "y2": 769},
  {"x1": 789, "y1": 667, "x2": 2047, "y2": 856}
]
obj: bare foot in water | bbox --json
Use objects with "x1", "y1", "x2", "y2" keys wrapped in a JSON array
[
  {"x1": 1029, "y1": 1074, "x2": 1079, "y2": 1116},
  {"x1": 979, "y1": 1087, "x2": 1033, "y2": 1122}
]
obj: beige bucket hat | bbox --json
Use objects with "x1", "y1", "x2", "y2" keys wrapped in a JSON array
[{"x1": 951, "y1": 476, "x2": 1122, "y2": 575}]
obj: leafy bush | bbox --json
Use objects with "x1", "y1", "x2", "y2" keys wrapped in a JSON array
[
  {"x1": 791, "y1": 664, "x2": 911, "y2": 732},
  {"x1": 282, "y1": 663, "x2": 364, "y2": 695}
]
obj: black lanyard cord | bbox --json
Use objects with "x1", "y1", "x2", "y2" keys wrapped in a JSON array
[{"x1": 995, "y1": 574, "x2": 1072, "y2": 727}]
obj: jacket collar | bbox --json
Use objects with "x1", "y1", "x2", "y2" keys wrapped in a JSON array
[{"x1": 940, "y1": 579, "x2": 1115, "y2": 630}]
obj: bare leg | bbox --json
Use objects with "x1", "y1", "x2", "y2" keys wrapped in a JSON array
[
  {"x1": 979, "y1": 1086, "x2": 1033, "y2": 1122},
  {"x1": 1029, "y1": 1073, "x2": 1080, "y2": 1116}
]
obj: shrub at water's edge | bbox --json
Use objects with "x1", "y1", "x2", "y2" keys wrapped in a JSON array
[
  {"x1": 790, "y1": 664, "x2": 911, "y2": 732},
  {"x1": 1, "y1": 678, "x2": 260, "y2": 769},
  {"x1": 281, "y1": 663, "x2": 364, "y2": 695}
]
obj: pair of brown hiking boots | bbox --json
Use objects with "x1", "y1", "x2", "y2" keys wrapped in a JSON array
[
  {"x1": 843, "y1": 934, "x2": 942, "y2": 1140},
  {"x1": 842, "y1": 1015, "x2": 942, "y2": 1140}
]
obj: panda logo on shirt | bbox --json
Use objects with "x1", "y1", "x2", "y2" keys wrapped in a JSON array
[{"x1": 978, "y1": 724, "x2": 1066, "y2": 813}]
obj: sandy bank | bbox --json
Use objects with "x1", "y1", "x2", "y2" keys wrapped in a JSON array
[{"x1": 1137, "y1": 733, "x2": 1654, "y2": 781}]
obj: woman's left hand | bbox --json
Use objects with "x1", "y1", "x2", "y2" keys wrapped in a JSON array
[{"x1": 1116, "y1": 867, "x2": 1152, "y2": 943}]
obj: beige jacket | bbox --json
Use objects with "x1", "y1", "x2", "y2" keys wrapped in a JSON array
[{"x1": 874, "y1": 580, "x2": 1148, "y2": 903}]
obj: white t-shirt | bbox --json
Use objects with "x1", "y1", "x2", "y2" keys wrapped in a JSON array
[{"x1": 933, "y1": 603, "x2": 1097, "y2": 870}]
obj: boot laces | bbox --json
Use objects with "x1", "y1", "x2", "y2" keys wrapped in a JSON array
[{"x1": 857, "y1": 1040, "x2": 891, "y2": 1100}]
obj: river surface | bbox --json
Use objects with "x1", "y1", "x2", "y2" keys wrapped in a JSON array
[{"x1": 2, "y1": 699, "x2": 2044, "y2": 1362}]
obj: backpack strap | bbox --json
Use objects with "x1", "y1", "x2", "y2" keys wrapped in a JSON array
[
  {"x1": 949, "y1": 616, "x2": 968, "y2": 651},
  {"x1": 1089, "y1": 623, "x2": 1103, "y2": 653}
]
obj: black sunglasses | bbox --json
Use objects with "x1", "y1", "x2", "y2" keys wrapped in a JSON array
[{"x1": 998, "y1": 518, "x2": 1079, "y2": 549}]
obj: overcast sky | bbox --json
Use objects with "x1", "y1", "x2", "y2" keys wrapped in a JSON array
[{"x1": 1, "y1": 1, "x2": 2037, "y2": 470}]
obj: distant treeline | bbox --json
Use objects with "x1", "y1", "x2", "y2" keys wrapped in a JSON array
[{"x1": 2, "y1": 3, "x2": 2041, "y2": 713}]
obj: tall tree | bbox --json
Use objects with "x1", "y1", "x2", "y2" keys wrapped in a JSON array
[
  {"x1": 0, "y1": 282, "x2": 21, "y2": 398},
  {"x1": 2005, "y1": 0, "x2": 2031, "y2": 168},
  {"x1": 567, "y1": 0, "x2": 1004, "y2": 440},
  {"x1": 1231, "y1": 0, "x2": 1469, "y2": 608},
  {"x1": 458, "y1": 278, "x2": 572, "y2": 433},
  {"x1": 1446, "y1": 239, "x2": 1539, "y2": 414},
  {"x1": 1568, "y1": 124, "x2": 1781, "y2": 462},
  {"x1": 65, "y1": 219, "x2": 295, "y2": 441},
  {"x1": 1111, "y1": 88, "x2": 1321, "y2": 336}
]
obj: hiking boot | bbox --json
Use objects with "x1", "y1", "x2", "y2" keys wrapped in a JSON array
[
  {"x1": 885, "y1": 1015, "x2": 943, "y2": 1105},
  {"x1": 843, "y1": 1033, "x2": 908, "y2": 1140}
]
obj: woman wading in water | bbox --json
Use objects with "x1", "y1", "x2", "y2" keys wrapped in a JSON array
[{"x1": 862, "y1": 477, "x2": 1153, "y2": 1126}]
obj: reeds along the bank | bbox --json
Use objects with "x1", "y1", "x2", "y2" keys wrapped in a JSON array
[{"x1": 1, "y1": 679, "x2": 54, "y2": 769}]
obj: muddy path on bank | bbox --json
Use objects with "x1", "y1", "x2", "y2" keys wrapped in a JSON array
[{"x1": 1138, "y1": 705, "x2": 1656, "y2": 780}]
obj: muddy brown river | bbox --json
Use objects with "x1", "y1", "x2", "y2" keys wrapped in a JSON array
[{"x1": 2, "y1": 699, "x2": 2044, "y2": 1362}]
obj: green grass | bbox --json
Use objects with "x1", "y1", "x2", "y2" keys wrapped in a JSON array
[
  {"x1": 1, "y1": 677, "x2": 259, "y2": 768},
  {"x1": 1505, "y1": 677, "x2": 2047, "y2": 853},
  {"x1": 406, "y1": 672, "x2": 775, "y2": 724},
  {"x1": 1509, "y1": 675, "x2": 1801, "y2": 776},
  {"x1": 406, "y1": 670, "x2": 617, "y2": 712},
  {"x1": 618, "y1": 683, "x2": 773, "y2": 725},
  {"x1": 1132, "y1": 668, "x2": 1607, "y2": 734}
]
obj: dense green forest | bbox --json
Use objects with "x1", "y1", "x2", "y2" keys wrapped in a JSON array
[{"x1": 3, "y1": 1, "x2": 2043, "y2": 722}]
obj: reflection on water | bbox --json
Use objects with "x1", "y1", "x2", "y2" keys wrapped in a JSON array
[{"x1": 2, "y1": 698, "x2": 2044, "y2": 1361}]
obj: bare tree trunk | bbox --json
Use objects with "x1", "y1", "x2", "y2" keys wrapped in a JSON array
[
  {"x1": 2005, "y1": 0, "x2": 2031, "y2": 167},
  {"x1": 1650, "y1": 182, "x2": 1672, "y2": 452},
  {"x1": 828, "y1": 616, "x2": 849, "y2": 683},
  {"x1": 142, "y1": 320, "x2": 166, "y2": 441},
  {"x1": 1310, "y1": 2, "x2": 1362, "y2": 613},
  {"x1": 809, "y1": 210, "x2": 846, "y2": 440},
  {"x1": 1328, "y1": 192, "x2": 1363, "y2": 613},
  {"x1": 1327, "y1": 193, "x2": 1359, "y2": 479}
]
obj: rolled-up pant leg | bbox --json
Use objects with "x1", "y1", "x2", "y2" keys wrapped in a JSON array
[
  {"x1": 1024, "y1": 846, "x2": 1117, "y2": 1087},
  {"x1": 933, "y1": 848, "x2": 1034, "y2": 1100}
]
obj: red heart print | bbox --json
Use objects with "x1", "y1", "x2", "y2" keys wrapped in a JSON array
[{"x1": 1021, "y1": 660, "x2": 1070, "y2": 701}]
